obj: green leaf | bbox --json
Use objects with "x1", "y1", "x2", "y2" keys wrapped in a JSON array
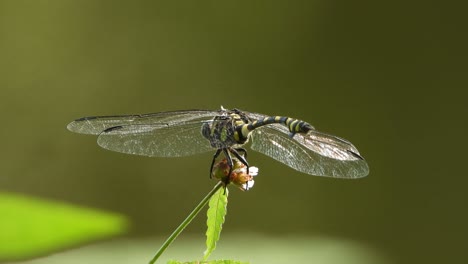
[
  {"x1": 203, "y1": 187, "x2": 228, "y2": 260},
  {"x1": 0, "y1": 192, "x2": 128, "y2": 261},
  {"x1": 168, "y1": 260, "x2": 248, "y2": 264}
]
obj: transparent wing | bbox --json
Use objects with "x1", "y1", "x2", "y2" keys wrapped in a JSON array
[
  {"x1": 67, "y1": 110, "x2": 219, "y2": 135},
  {"x1": 241, "y1": 111, "x2": 267, "y2": 121},
  {"x1": 96, "y1": 120, "x2": 214, "y2": 157},
  {"x1": 250, "y1": 124, "x2": 369, "y2": 178}
]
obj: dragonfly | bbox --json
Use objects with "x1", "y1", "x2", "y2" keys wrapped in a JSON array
[{"x1": 67, "y1": 107, "x2": 369, "y2": 179}]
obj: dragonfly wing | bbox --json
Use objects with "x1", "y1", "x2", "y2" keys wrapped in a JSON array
[
  {"x1": 240, "y1": 111, "x2": 267, "y2": 121},
  {"x1": 67, "y1": 110, "x2": 219, "y2": 135},
  {"x1": 97, "y1": 121, "x2": 214, "y2": 157},
  {"x1": 250, "y1": 124, "x2": 369, "y2": 178}
]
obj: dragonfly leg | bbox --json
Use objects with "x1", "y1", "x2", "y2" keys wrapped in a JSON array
[
  {"x1": 209, "y1": 149, "x2": 222, "y2": 178},
  {"x1": 223, "y1": 148, "x2": 234, "y2": 184},
  {"x1": 234, "y1": 147, "x2": 247, "y2": 159},
  {"x1": 231, "y1": 148, "x2": 249, "y2": 174}
]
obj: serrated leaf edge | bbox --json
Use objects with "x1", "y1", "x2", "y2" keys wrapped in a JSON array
[{"x1": 203, "y1": 188, "x2": 228, "y2": 260}]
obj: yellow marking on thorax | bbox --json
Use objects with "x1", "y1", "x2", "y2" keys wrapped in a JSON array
[
  {"x1": 241, "y1": 124, "x2": 250, "y2": 137},
  {"x1": 234, "y1": 120, "x2": 244, "y2": 126},
  {"x1": 220, "y1": 127, "x2": 228, "y2": 141}
]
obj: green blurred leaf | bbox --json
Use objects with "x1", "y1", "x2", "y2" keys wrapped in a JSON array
[
  {"x1": 168, "y1": 260, "x2": 248, "y2": 264},
  {"x1": 203, "y1": 187, "x2": 228, "y2": 260},
  {"x1": 0, "y1": 192, "x2": 128, "y2": 261}
]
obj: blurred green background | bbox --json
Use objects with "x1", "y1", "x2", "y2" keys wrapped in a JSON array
[{"x1": 1, "y1": 0, "x2": 466, "y2": 263}]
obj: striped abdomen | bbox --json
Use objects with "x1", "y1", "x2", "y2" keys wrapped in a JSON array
[{"x1": 235, "y1": 116, "x2": 314, "y2": 142}]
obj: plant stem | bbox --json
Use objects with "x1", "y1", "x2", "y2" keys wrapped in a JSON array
[{"x1": 148, "y1": 181, "x2": 224, "y2": 264}]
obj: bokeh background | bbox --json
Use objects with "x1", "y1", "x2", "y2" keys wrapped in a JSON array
[{"x1": 1, "y1": 1, "x2": 466, "y2": 263}]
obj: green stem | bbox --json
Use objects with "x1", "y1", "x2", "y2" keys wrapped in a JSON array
[{"x1": 148, "y1": 181, "x2": 224, "y2": 264}]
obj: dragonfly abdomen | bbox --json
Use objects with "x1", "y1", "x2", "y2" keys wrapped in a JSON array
[{"x1": 238, "y1": 116, "x2": 314, "y2": 139}]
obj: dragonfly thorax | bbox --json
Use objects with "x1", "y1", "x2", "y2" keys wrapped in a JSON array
[{"x1": 201, "y1": 111, "x2": 251, "y2": 149}]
